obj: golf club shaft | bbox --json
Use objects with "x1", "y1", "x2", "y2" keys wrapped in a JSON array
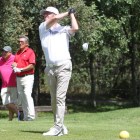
[{"x1": 18, "y1": 109, "x2": 20, "y2": 121}]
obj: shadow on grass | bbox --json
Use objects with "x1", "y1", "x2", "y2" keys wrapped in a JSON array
[
  {"x1": 0, "y1": 102, "x2": 136, "y2": 118},
  {"x1": 39, "y1": 93, "x2": 136, "y2": 114},
  {"x1": 66, "y1": 102, "x2": 136, "y2": 113},
  {"x1": 20, "y1": 130, "x2": 44, "y2": 134},
  {"x1": 0, "y1": 93, "x2": 136, "y2": 118}
]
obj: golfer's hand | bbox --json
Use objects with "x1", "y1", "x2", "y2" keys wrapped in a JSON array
[{"x1": 68, "y1": 8, "x2": 75, "y2": 15}]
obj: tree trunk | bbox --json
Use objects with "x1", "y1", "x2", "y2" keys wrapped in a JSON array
[
  {"x1": 131, "y1": 45, "x2": 137, "y2": 105},
  {"x1": 129, "y1": 7, "x2": 138, "y2": 106},
  {"x1": 89, "y1": 53, "x2": 96, "y2": 107}
]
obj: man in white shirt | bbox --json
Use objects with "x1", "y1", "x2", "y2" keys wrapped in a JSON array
[{"x1": 39, "y1": 6, "x2": 78, "y2": 136}]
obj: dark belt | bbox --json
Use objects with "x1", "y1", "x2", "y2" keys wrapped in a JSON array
[{"x1": 17, "y1": 73, "x2": 33, "y2": 77}]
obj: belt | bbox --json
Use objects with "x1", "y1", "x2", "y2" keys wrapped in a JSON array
[
  {"x1": 46, "y1": 60, "x2": 70, "y2": 68},
  {"x1": 17, "y1": 73, "x2": 34, "y2": 77}
]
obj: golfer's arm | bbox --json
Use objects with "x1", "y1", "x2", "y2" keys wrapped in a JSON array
[
  {"x1": 68, "y1": 13, "x2": 79, "y2": 35},
  {"x1": 46, "y1": 12, "x2": 69, "y2": 29},
  {"x1": 21, "y1": 64, "x2": 34, "y2": 72}
]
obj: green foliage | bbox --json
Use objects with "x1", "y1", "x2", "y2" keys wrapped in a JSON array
[
  {"x1": 0, "y1": 111, "x2": 9, "y2": 118},
  {"x1": 68, "y1": 67, "x2": 91, "y2": 94},
  {"x1": 84, "y1": 0, "x2": 140, "y2": 101},
  {"x1": 0, "y1": 0, "x2": 32, "y2": 53}
]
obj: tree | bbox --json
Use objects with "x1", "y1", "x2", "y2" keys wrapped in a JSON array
[
  {"x1": 2, "y1": 0, "x2": 139, "y2": 106},
  {"x1": 1, "y1": 0, "x2": 99, "y2": 105},
  {"x1": 0, "y1": 0, "x2": 32, "y2": 52},
  {"x1": 98, "y1": 0, "x2": 140, "y2": 105}
]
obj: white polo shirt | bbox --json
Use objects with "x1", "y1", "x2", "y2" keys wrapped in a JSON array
[{"x1": 39, "y1": 21, "x2": 74, "y2": 64}]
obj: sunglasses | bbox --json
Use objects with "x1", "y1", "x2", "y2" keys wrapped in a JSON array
[{"x1": 18, "y1": 41, "x2": 26, "y2": 43}]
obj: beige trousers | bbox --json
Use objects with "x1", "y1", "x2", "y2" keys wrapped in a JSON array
[
  {"x1": 45, "y1": 60, "x2": 72, "y2": 130},
  {"x1": 16, "y1": 75, "x2": 35, "y2": 120}
]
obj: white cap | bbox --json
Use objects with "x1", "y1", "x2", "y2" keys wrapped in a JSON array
[
  {"x1": 82, "y1": 43, "x2": 89, "y2": 51},
  {"x1": 40, "y1": 6, "x2": 59, "y2": 15}
]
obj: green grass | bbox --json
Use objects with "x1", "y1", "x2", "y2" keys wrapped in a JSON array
[{"x1": 0, "y1": 102, "x2": 140, "y2": 140}]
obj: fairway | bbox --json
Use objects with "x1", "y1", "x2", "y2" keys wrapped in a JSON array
[{"x1": 0, "y1": 103, "x2": 140, "y2": 140}]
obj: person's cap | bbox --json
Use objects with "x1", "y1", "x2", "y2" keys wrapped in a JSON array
[
  {"x1": 40, "y1": 6, "x2": 59, "y2": 16},
  {"x1": 3, "y1": 46, "x2": 12, "y2": 52}
]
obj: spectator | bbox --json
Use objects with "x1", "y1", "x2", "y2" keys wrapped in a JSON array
[
  {"x1": 0, "y1": 46, "x2": 21, "y2": 121},
  {"x1": 12, "y1": 35, "x2": 35, "y2": 121}
]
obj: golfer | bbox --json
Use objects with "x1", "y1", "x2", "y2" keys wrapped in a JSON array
[
  {"x1": 12, "y1": 35, "x2": 35, "y2": 121},
  {"x1": 39, "y1": 6, "x2": 78, "y2": 136},
  {"x1": 0, "y1": 46, "x2": 21, "y2": 121}
]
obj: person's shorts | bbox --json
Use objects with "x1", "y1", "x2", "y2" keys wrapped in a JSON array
[{"x1": 1, "y1": 87, "x2": 18, "y2": 105}]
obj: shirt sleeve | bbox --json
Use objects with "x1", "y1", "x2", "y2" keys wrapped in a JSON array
[
  {"x1": 39, "y1": 21, "x2": 48, "y2": 40},
  {"x1": 29, "y1": 51, "x2": 36, "y2": 65}
]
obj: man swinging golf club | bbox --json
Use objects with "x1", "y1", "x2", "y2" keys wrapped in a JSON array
[{"x1": 39, "y1": 6, "x2": 78, "y2": 136}]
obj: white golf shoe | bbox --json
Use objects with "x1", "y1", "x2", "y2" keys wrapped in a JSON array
[
  {"x1": 57, "y1": 131, "x2": 63, "y2": 136},
  {"x1": 62, "y1": 125, "x2": 68, "y2": 134},
  {"x1": 49, "y1": 125, "x2": 68, "y2": 135},
  {"x1": 43, "y1": 128, "x2": 62, "y2": 136}
]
